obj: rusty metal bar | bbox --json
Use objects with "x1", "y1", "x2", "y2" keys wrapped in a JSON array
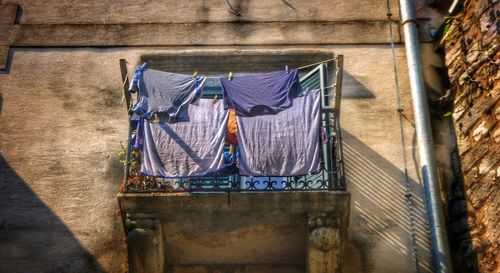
[{"x1": 119, "y1": 59, "x2": 133, "y2": 192}]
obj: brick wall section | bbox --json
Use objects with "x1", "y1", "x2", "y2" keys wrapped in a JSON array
[{"x1": 441, "y1": 0, "x2": 499, "y2": 272}]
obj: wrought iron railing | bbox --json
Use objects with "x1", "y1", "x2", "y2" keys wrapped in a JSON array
[{"x1": 119, "y1": 56, "x2": 346, "y2": 193}]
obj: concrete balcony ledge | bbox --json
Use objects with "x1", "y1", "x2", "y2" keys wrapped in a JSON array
[{"x1": 118, "y1": 191, "x2": 350, "y2": 273}]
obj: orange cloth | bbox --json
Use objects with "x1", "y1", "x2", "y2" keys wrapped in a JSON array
[{"x1": 226, "y1": 108, "x2": 238, "y2": 146}]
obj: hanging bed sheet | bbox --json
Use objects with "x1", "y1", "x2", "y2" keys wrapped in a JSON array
[
  {"x1": 220, "y1": 69, "x2": 303, "y2": 117},
  {"x1": 131, "y1": 68, "x2": 205, "y2": 122},
  {"x1": 140, "y1": 99, "x2": 229, "y2": 178},
  {"x1": 236, "y1": 89, "x2": 321, "y2": 177}
]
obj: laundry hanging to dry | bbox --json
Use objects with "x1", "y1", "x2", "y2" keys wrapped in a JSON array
[
  {"x1": 129, "y1": 65, "x2": 322, "y2": 178},
  {"x1": 235, "y1": 89, "x2": 321, "y2": 176},
  {"x1": 220, "y1": 69, "x2": 302, "y2": 117},
  {"x1": 140, "y1": 99, "x2": 229, "y2": 178},
  {"x1": 130, "y1": 67, "x2": 205, "y2": 122}
]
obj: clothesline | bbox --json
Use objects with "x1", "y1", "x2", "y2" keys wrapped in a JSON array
[
  {"x1": 201, "y1": 58, "x2": 336, "y2": 79},
  {"x1": 127, "y1": 58, "x2": 336, "y2": 84},
  {"x1": 127, "y1": 57, "x2": 337, "y2": 96},
  {"x1": 296, "y1": 58, "x2": 336, "y2": 70}
]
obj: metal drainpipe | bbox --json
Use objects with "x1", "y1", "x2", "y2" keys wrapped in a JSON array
[{"x1": 398, "y1": 1, "x2": 453, "y2": 272}]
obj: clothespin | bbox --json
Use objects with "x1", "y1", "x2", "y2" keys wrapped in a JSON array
[
  {"x1": 212, "y1": 94, "x2": 218, "y2": 103},
  {"x1": 192, "y1": 70, "x2": 198, "y2": 80},
  {"x1": 228, "y1": 72, "x2": 233, "y2": 81},
  {"x1": 285, "y1": 65, "x2": 289, "y2": 73}
]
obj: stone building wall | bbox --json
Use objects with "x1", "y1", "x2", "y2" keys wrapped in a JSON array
[{"x1": 441, "y1": 0, "x2": 499, "y2": 272}]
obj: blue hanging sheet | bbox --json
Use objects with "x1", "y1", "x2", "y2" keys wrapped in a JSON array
[
  {"x1": 140, "y1": 99, "x2": 229, "y2": 178},
  {"x1": 236, "y1": 89, "x2": 321, "y2": 176},
  {"x1": 220, "y1": 69, "x2": 302, "y2": 117}
]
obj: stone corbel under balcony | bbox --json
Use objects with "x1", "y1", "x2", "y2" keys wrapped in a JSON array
[
  {"x1": 307, "y1": 212, "x2": 342, "y2": 273},
  {"x1": 125, "y1": 212, "x2": 164, "y2": 273},
  {"x1": 118, "y1": 192, "x2": 350, "y2": 273}
]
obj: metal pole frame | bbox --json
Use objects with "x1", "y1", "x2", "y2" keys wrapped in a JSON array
[
  {"x1": 119, "y1": 59, "x2": 134, "y2": 193},
  {"x1": 333, "y1": 55, "x2": 345, "y2": 190}
]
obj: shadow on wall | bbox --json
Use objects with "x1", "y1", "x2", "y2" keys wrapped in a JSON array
[
  {"x1": 341, "y1": 130, "x2": 434, "y2": 273},
  {"x1": 0, "y1": 48, "x2": 14, "y2": 75},
  {"x1": 445, "y1": 123, "x2": 479, "y2": 273},
  {"x1": 342, "y1": 72, "x2": 376, "y2": 99},
  {"x1": 0, "y1": 154, "x2": 106, "y2": 273}
]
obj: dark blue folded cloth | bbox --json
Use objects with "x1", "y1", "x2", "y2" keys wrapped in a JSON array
[{"x1": 220, "y1": 69, "x2": 302, "y2": 117}]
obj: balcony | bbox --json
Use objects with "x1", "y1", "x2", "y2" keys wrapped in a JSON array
[{"x1": 117, "y1": 51, "x2": 350, "y2": 273}]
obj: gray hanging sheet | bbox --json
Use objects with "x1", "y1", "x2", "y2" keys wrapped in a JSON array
[
  {"x1": 141, "y1": 99, "x2": 228, "y2": 178},
  {"x1": 236, "y1": 89, "x2": 321, "y2": 176}
]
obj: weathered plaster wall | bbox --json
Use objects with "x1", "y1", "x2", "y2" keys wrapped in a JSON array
[
  {"x1": 0, "y1": 49, "x2": 129, "y2": 273},
  {"x1": 0, "y1": 0, "x2": 444, "y2": 70},
  {"x1": 441, "y1": 0, "x2": 499, "y2": 272},
  {"x1": 0, "y1": 0, "x2": 452, "y2": 272},
  {"x1": 4, "y1": 0, "x2": 401, "y2": 23},
  {"x1": 341, "y1": 43, "x2": 448, "y2": 273},
  {"x1": 0, "y1": 44, "x2": 438, "y2": 273}
]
